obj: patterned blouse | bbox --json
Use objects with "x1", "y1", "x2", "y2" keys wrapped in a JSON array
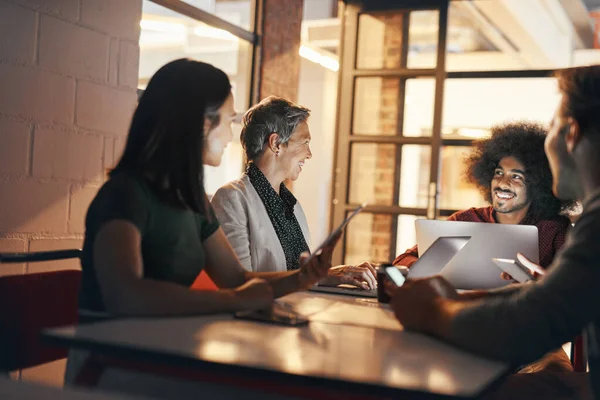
[{"x1": 246, "y1": 163, "x2": 310, "y2": 270}]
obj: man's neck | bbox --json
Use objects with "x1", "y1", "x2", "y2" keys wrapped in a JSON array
[
  {"x1": 495, "y1": 206, "x2": 530, "y2": 224},
  {"x1": 574, "y1": 141, "x2": 600, "y2": 203}
]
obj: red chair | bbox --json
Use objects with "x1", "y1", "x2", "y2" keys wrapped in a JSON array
[
  {"x1": 0, "y1": 250, "x2": 82, "y2": 375},
  {"x1": 190, "y1": 270, "x2": 218, "y2": 291},
  {"x1": 571, "y1": 335, "x2": 587, "y2": 372}
]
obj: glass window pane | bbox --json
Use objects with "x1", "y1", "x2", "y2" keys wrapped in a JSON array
[
  {"x1": 179, "y1": 0, "x2": 254, "y2": 31},
  {"x1": 395, "y1": 214, "x2": 425, "y2": 256},
  {"x1": 442, "y1": 78, "x2": 559, "y2": 138},
  {"x1": 139, "y1": 0, "x2": 251, "y2": 193},
  {"x1": 345, "y1": 213, "x2": 393, "y2": 265},
  {"x1": 349, "y1": 144, "x2": 430, "y2": 208},
  {"x1": 140, "y1": 1, "x2": 252, "y2": 112},
  {"x1": 406, "y1": 10, "x2": 438, "y2": 69},
  {"x1": 439, "y1": 146, "x2": 488, "y2": 211},
  {"x1": 349, "y1": 143, "x2": 396, "y2": 205},
  {"x1": 441, "y1": 0, "x2": 600, "y2": 71},
  {"x1": 353, "y1": 77, "x2": 400, "y2": 136},
  {"x1": 353, "y1": 78, "x2": 434, "y2": 137},
  {"x1": 403, "y1": 78, "x2": 435, "y2": 137},
  {"x1": 356, "y1": 13, "x2": 404, "y2": 69},
  {"x1": 398, "y1": 145, "x2": 430, "y2": 209}
]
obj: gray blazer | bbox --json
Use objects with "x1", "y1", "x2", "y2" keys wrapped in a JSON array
[{"x1": 211, "y1": 175, "x2": 311, "y2": 272}]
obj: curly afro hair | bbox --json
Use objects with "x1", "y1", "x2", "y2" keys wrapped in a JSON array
[{"x1": 465, "y1": 121, "x2": 577, "y2": 220}]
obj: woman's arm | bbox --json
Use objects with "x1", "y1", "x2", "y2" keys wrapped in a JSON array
[
  {"x1": 94, "y1": 220, "x2": 273, "y2": 317},
  {"x1": 203, "y1": 228, "x2": 339, "y2": 298},
  {"x1": 211, "y1": 187, "x2": 254, "y2": 271}
]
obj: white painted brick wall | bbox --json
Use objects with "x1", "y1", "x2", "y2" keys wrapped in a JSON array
[
  {"x1": 39, "y1": 14, "x2": 109, "y2": 81},
  {"x1": 76, "y1": 80, "x2": 136, "y2": 135},
  {"x1": 0, "y1": 179, "x2": 70, "y2": 233},
  {"x1": 103, "y1": 136, "x2": 115, "y2": 171},
  {"x1": 108, "y1": 38, "x2": 119, "y2": 86},
  {"x1": 0, "y1": 0, "x2": 141, "y2": 385},
  {"x1": 0, "y1": 2, "x2": 37, "y2": 64},
  {"x1": 0, "y1": 63, "x2": 76, "y2": 123},
  {"x1": 0, "y1": 119, "x2": 31, "y2": 175},
  {"x1": 10, "y1": 0, "x2": 80, "y2": 22},
  {"x1": 81, "y1": 0, "x2": 142, "y2": 41},
  {"x1": 68, "y1": 185, "x2": 100, "y2": 233},
  {"x1": 119, "y1": 41, "x2": 140, "y2": 88},
  {"x1": 0, "y1": 238, "x2": 27, "y2": 276},
  {"x1": 32, "y1": 127, "x2": 104, "y2": 181}
]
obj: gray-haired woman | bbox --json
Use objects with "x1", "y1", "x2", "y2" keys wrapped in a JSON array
[{"x1": 211, "y1": 96, "x2": 377, "y2": 289}]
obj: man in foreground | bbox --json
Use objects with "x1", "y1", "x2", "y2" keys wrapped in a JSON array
[{"x1": 389, "y1": 66, "x2": 600, "y2": 399}]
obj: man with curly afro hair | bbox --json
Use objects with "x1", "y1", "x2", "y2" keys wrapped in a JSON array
[{"x1": 393, "y1": 121, "x2": 576, "y2": 270}]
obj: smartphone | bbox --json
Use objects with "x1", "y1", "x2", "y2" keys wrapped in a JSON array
[
  {"x1": 492, "y1": 257, "x2": 535, "y2": 283},
  {"x1": 234, "y1": 304, "x2": 309, "y2": 326},
  {"x1": 304, "y1": 203, "x2": 366, "y2": 263},
  {"x1": 383, "y1": 265, "x2": 407, "y2": 287}
]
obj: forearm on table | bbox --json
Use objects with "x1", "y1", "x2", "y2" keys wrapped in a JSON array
[
  {"x1": 103, "y1": 278, "x2": 250, "y2": 317},
  {"x1": 245, "y1": 270, "x2": 303, "y2": 298}
]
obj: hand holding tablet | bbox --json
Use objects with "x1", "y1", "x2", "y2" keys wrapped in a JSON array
[
  {"x1": 304, "y1": 203, "x2": 367, "y2": 263},
  {"x1": 298, "y1": 203, "x2": 366, "y2": 289}
]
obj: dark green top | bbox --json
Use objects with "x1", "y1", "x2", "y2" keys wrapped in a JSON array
[{"x1": 79, "y1": 171, "x2": 220, "y2": 313}]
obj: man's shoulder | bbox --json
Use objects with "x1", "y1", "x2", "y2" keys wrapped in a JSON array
[
  {"x1": 212, "y1": 175, "x2": 251, "y2": 199},
  {"x1": 535, "y1": 215, "x2": 572, "y2": 231},
  {"x1": 448, "y1": 207, "x2": 493, "y2": 222}
]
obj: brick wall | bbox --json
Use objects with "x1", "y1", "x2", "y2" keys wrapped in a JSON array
[
  {"x1": 0, "y1": 0, "x2": 142, "y2": 384},
  {"x1": 0, "y1": 0, "x2": 141, "y2": 282},
  {"x1": 259, "y1": 0, "x2": 303, "y2": 102}
]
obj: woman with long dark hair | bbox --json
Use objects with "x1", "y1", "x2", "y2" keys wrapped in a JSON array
[{"x1": 65, "y1": 59, "x2": 339, "y2": 397}]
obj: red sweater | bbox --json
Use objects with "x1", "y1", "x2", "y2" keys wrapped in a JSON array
[{"x1": 392, "y1": 207, "x2": 571, "y2": 269}]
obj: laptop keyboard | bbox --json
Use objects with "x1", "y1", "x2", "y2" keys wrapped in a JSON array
[{"x1": 309, "y1": 285, "x2": 378, "y2": 298}]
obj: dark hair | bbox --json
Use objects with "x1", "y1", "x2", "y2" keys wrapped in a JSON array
[
  {"x1": 112, "y1": 59, "x2": 231, "y2": 214},
  {"x1": 555, "y1": 65, "x2": 600, "y2": 138},
  {"x1": 465, "y1": 121, "x2": 577, "y2": 219},
  {"x1": 240, "y1": 96, "x2": 310, "y2": 162}
]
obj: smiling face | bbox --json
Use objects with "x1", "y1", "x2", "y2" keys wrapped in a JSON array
[
  {"x1": 203, "y1": 93, "x2": 236, "y2": 167},
  {"x1": 278, "y1": 121, "x2": 312, "y2": 181},
  {"x1": 490, "y1": 156, "x2": 531, "y2": 215}
]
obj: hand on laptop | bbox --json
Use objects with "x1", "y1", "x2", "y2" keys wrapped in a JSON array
[
  {"x1": 320, "y1": 262, "x2": 378, "y2": 290},
  {"x1": 500, "y1": 252, "x2": 546, "y2": 282},
  {"x1": 298, "y1": 231, "x2": 342, "y2": 288}
]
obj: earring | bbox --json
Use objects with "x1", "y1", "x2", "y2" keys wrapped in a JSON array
[{"x1": 276, "y1": 150, "x2": 280, "y2": 156}]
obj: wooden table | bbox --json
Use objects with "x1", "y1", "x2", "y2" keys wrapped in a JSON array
[{"x1": 43, "y1": 292, "x2": 508, "y2": 399}]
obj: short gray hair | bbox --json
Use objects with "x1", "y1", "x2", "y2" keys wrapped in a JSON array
[{"x1": 240, "y1": 96, "x2": 311, "y2": 162}]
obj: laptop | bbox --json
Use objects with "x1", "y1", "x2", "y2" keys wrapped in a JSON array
[
  {"x1": 414, "y1": 220, "x2": 539, "y2": 290},
  {"x1": 309, "y1": 285, "x2": 377, "y2": 298}
]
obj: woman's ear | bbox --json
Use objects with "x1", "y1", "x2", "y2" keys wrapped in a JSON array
[
  {"x1": 565, "y1": 118, "x2": 582, "y2": 154},
  {"x1": 267, "y1": 133, "x2": 280, "y2": 153},
  {"x1": 203, "y1": 117, "x2": 211, "y2": 139}
]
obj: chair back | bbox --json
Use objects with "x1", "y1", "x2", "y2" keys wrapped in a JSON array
[{"x1": 0, "y1": 250, "x2": 82, "y2": 371}]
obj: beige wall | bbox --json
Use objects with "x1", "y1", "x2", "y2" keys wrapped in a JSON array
[{"x1": 0, "y1": 0, "x2": 142, "y2": 384}]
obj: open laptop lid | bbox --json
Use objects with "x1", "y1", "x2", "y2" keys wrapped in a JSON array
[
  {"x1": 414, "y1": 220, "x2": 539, "y2": 289},
  {"x1": 408, "y1": 236, "x2": 470, "y2": 279}
]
